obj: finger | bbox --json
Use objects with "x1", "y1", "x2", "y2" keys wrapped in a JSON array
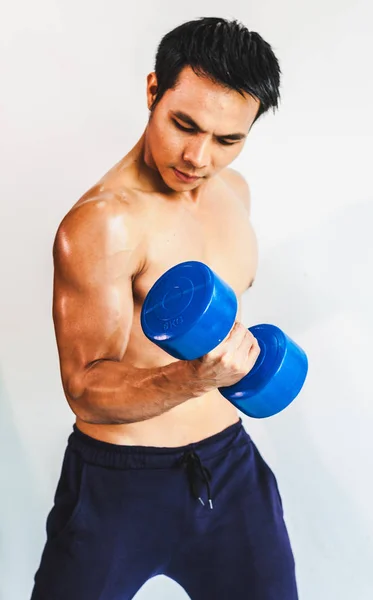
[
  {"x1": 227, "y1": 322, "x2": 248, "y2": 348},
  {"x1": 236, "y1": 329, "x2": 258, "y2": 353}
]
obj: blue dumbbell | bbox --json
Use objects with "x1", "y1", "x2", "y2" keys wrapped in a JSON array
[{"x1": 141, "y1": 261, "x2": 308, "y2": 418}]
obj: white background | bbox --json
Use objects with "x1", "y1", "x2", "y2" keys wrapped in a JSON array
[{"x1": 1, "y1": 1, "x2": 372, "y2": 598}]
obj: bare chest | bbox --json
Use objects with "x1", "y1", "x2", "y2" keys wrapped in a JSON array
[{"x1": 133, "y1": 190, "x2": 258, "y2": 305}]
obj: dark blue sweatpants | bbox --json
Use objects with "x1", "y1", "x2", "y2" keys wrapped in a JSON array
[{"x1": 31, "y1": 419, "x2": 298, "y2": 599}]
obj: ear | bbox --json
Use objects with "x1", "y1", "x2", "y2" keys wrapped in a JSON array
[{"x1": 146, "y1": 72, "x2": 158, "y2": 110}]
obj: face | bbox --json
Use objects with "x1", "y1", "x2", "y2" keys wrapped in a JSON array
[{"x1": 144, "y1": 66, "x2": 260, "y2": 191}]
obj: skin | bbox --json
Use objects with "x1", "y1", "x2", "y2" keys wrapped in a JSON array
[{"x1": 53, "y1": 66, "x2": 260, "y2": 446}]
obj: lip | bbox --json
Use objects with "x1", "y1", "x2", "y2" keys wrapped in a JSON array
[{"x1": 173, "y1": 168, "x2": 200, "y2": 182}]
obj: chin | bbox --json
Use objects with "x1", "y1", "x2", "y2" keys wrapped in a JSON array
[{"x1": 157, "y1": 168, "x2": 178, "y2": 191}]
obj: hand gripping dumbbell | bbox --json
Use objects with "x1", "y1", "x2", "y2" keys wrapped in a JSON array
[{"x1": 140, "y1": 261, "x2": 308, "y2": 418}]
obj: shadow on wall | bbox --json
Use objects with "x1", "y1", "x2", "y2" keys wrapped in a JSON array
[
  {"x1": 246, "y1": 198, "x2": 373, "y2": 335},
  {"x1": 260, "y1": 397, "x2": 373, "y2": 599},
  {"x1": 0, "y1": 373, "x2": 44, "y2": 599},
  {"x1": 243, "y1": 198, "x2": 373, "y2": 598}
]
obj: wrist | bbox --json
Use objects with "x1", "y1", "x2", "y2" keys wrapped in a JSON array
[{"x1": 187, "y1": 359, "x2": 215, "y2": 396}]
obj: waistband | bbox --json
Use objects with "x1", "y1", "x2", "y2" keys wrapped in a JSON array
[{"x1": 68, "y1": 417, "x2": 249, "y2": 471}]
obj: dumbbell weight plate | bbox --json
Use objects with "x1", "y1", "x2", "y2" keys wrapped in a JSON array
[
  {"x1": 141, "y1": 261, "x2": 237, "y2": 360},
  {"x1": 219, "y1": 324, "x2": 308, "y2": 418}
]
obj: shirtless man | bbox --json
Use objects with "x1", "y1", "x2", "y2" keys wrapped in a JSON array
[{"x1": 31, "y1": 17, "x2": 298, "y2": 600}]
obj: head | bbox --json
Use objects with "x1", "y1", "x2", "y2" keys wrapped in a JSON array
[{"x1": 144, "y1": 17, "x2": 281, "y2": 190}]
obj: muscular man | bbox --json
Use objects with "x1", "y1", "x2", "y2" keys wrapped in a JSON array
[{"x1": 31, "y1": 17, "x2": 298, "y2": 600}]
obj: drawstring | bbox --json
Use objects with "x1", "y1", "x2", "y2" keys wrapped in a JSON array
[{"x1": 180, "y1": 450, "x2": 213, "y2": 509}]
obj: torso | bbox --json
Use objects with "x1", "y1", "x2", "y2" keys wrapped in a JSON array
[{"x1": 71, "y1": 157, "x2": 258, "y2": 446}]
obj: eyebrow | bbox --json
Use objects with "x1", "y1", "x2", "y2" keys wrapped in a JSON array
[{"x1": 172, "y1": 110, "x2": 248, "y2": 141}]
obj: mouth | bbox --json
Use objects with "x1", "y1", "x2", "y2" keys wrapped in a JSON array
[{"x1": 173, "y1": 168, "x2": 201, "y2": 183}]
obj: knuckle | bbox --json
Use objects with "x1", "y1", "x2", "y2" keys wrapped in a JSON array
[{"x1": 221, "y1": 353, "x2": 231, "y2": 367}]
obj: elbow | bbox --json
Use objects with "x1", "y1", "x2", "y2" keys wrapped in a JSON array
[
  {"x1": 63, "y1": 371, "x2": 94, "y2": 422},
  {"x1": 65, "y1": 391, "x2": 104, "y2": 425},
  {"x1": 64, "y1": 370, "x2": 86, "y2": 404}
]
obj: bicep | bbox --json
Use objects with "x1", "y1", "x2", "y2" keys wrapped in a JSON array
[{"x1": 52, "y1": 203, "x2": 138, "y2": 399}]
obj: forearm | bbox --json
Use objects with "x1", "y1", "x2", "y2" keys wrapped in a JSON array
[{"x1": 70, "y1": 359, "x2": 211, "y2": 425}]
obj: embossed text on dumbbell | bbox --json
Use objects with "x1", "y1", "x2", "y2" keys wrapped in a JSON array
[{"x1": 163, "y1": 316, "x2": 184, "y2": 331}]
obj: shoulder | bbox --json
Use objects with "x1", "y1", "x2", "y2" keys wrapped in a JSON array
[
  {"x1": 55, "y1": 194, "x2": 125, "y2": 244},
  {"x1": 53, "y1": 190, "x2": 146, "y2": 275},
  {"x1": 56, "y1": 185, "x2": 141, "y2": 240},
  {"x1": 219, "y1": 167, "x2": 252, "y2": 214}
]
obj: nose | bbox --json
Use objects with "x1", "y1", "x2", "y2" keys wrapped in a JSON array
[{"x1": 182, "y1": 137, "x2": 209, "y2": 170}]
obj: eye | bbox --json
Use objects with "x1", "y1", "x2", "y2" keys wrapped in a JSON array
[
  {"x1": 172, "y1": 119, "x2": 237, "y2": 146},
  {"x1": 218, "y1": 139, "x2": 236, "y2": 146},
  {"x1": 172, "y1": 119, "x2": 194, "y2": 132}
]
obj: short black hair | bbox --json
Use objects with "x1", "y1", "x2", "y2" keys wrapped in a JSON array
[{"x1": 151, "y1": 17, "x2": 281, "y2": 124}]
